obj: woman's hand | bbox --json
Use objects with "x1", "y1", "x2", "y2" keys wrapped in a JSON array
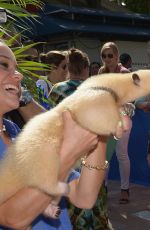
[
  {"x1": 60, "y1": 108, "x2": 131, "y2": 163},
  {"x1": 114, "y1": 107, "x2": 131, "y2": 139},
  {"x1": 58, "y1": 110, "x2": 99, "y2": 180},
  {"x1": 60, "y1": 110, "x2": 99, "y2": 162}
]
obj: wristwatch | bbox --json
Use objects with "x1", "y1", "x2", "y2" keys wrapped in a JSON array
[{"x1": 19, "y1": 88, "x2": 33, "y2": 107}]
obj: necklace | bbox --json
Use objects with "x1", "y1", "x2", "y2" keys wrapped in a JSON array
[{"x1": 0, "y1": 125, "x2": 6, "y2": 133}]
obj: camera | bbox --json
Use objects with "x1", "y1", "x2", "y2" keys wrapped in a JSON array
[{"x1": 0, "y1": 8, "x2": 7, "y2": 23}]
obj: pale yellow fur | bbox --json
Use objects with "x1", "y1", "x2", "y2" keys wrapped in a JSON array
[{"x1": 0, "y1": 70, "x2": 150, "y2": 204}]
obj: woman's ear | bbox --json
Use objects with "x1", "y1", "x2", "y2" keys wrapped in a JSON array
[{"x1": 132, "y1": 73, "x2": 140, "y2": 86}]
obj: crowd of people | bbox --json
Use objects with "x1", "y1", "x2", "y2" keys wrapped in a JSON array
[{"x1": 0, "y1": 38, "x2": 149, "y2": 230}]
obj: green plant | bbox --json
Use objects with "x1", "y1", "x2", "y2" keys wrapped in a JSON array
[{"x1": 0, "y1": 0, "x2": 52, "y2": 100}]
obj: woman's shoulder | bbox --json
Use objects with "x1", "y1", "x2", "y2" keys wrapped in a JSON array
[
  {"x1": 3, "y1": 118, "x2": 21, "y2": 138},
  {"x1": 52, "y1": 80, "x2": 71, "y2": 94}
]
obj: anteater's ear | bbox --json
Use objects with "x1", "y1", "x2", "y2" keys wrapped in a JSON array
[{"x1": 132, "y1": 73, "x2": 140, "y2": 86}]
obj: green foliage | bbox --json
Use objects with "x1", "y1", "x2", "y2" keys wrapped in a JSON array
[
  {"x1": 0, "y1": 0, "x2": 50, "y2": 100},
  {"x1": 0, "y1": 0, "x2": 43, "y2": 38},
  {"x1": 0, "y1": 0, "x2": 43, "y2": 8},
  {"x1": 13, "y1": 42, "x2": 51, "y2": 99},
  {"x1": 0, "y1": 0, "x2": 43, "y2": 19}
]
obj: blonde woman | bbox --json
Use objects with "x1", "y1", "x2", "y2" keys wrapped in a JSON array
[
  {"x1": 99, "y1": 42, "x2": 135, "y2": 204},
  {"x1": 99, "y1": 42, "x2": 129, "y2": 74}
]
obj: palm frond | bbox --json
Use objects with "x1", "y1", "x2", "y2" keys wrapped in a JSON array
[
  {"x1": 0, "y1": 0, "x2": 44, "y2": 9},
  {"x1": 0, "y1": 0, "x2": 48, "y2": 100},
  {"x1": 13, "y1": 42, "x2": 43, "y2": 55}
]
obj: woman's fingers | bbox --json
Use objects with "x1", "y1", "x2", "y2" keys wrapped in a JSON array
[{"x1": 114, "y1": 108, "x2": 131, "y2": 140}]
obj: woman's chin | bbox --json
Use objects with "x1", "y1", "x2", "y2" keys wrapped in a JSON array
[{"x1": 9, "y1": 102, "x2": 20, "y2": 111}]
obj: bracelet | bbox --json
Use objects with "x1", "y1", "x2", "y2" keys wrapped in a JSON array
[{"x1": 81, "y1": 156, "x2": 109, "y2": 171}]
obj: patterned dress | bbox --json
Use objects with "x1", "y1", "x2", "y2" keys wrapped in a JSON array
[
  {"x1": 50, "y1": 79, "x2": 83, "y2": 105},
  {"x1": 36, "y1": 79, "x2": 53, "y2": 110}
]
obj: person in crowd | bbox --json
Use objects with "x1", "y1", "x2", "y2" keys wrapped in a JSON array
[
  {"x1": 99, "y1": 41, "x2": 135, "y2": 204},
  {"x1": 120, "y1": 53, "x2": 133, "y2": 72},
  {"x1": 0, "y1": 40, "x2": 130, "y2": 230},
  {"x1": 99, "y1": 42, "x2": 130, "y2": 74},
  {"x1": 49, "y1": 48, "x2": 89, "y2": 105},
  {"x1": 23, "y1": 46, "x2": 39, "y2": 63},
  {"x1": 36, "y1": 50, "x2": 68, "y2": 109},
  {"x1": 89, "y1": 61, "x2": 101, "y2": 76}
]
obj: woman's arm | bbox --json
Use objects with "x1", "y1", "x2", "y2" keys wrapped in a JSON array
[
  {"x1": 0, "y1": 188, "x2": 51, "y2": 229},
  {"x1": 59, "y1": 110, "x2": 98, "y2": 179},
  {"x1": 67, "y1": 108, "x2": 131, "y2": 209},
  {"x1": 0, "y1": 111, "x2": 98, "y2": 229},
  {"x1": 68, "y1": 137, "x2": 107, "y2": 209}
]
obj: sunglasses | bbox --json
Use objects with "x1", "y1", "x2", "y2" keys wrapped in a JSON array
[{"x1": 101, "y1": 53, "x2": 114, "y2": 59}]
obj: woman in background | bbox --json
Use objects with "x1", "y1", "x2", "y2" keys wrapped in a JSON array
[
  {"x1": 49, "y1": 48, "x2": 89, "y2": 105},
  {"x1": 99, "y1": 41, "x2": 135, "y2": 204},
  {"x1": 36, "y1": 50, "x2": 68, "y2": 109}
]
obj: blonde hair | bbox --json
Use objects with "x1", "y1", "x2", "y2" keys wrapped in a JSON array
[
  {"x1": 99, "y1": 42, "x2": 119, "y2": 73},
  {"x1": 101, "y1": 42, "x2": 119, "y2": 57}
]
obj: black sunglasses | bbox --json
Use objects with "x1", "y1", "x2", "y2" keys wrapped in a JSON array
[{"x1": 102, "y1": 53, "x2": 114, "y2": 59}]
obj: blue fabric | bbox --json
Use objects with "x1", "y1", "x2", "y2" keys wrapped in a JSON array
[
  {"x1": 0, "y1": 139, "x2": 6, "y2": 160},
  {"x1": 0, "y1": 120, "x2": 80, "y2": 229},
  {"x1": 109, "y1": 108, "x2": 150, "y2": 187},
  {"x1": 32, "y1": 170, "x2": 79, "y2": 230},
  {"x1": 0, "y1": 119, "x2": 20, "y2": 160},
  {"x1": 3, "y1": 119, "x2": 21, "y2": 138},
  {"x1": 0, "y1": 119, "x2": 20, "y2": 229}
]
